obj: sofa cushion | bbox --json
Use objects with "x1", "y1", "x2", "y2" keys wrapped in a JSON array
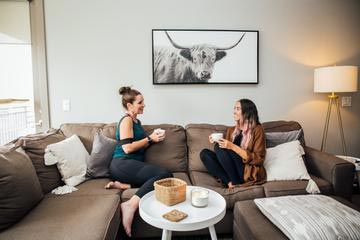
[
  {"x1": 121, "y1": 172, "x2": 191, "y2": 202},
  {"x1": 185, "y1": 124, "x2": 228, "y2": 172},
  {"x1": 143, "y1": 125, "x2": 187, "y2": 172},
  {"x1": 60, "y1": 123, "x2": 106, "y2": 153},
  {"x1": 262, "y1": 175, "x2": 332, "y2": 197},
  {"x1": 189, "y1": 171, "x2": 265, "y2": 209},
  {"x1": 0, "y1": 147, "x2": 43, "y2": 231},
  {"x1": 45, "y1": 178, "x2": 121, "y2": 198},
  {"x1": 0, "y1": 194, "x2": 120, "y2": 240},
  {"x1": 13, "y1": 129, "x2": 65, "y2": 194},
  {"x1": 101, "y1": 122, "x2": 117, "y2": 139},
  {"x1": 103, "y1": 123, "x2": 188, "y2": 172}
]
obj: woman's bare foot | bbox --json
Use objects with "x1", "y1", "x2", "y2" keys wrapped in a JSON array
[
  {"x1": 104, "y1": 181, "x2": 131, "y2": 190},
  {"x1": 228, "y1": 182, "x2": 235, "y2": 189},
  {"x1": 121, "y1": 196, "x2": 140, "y2": 237}
]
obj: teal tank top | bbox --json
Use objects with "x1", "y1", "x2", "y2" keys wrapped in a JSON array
[{"x1": 112, "y1": 116, "x2": 146, "y2": 161}]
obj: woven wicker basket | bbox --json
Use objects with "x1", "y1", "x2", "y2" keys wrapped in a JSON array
[{"x1": 154, "y1": 178, "x2": 187, "y2": 206}]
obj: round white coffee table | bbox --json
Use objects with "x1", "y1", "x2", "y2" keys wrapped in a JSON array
[{"x1": 139, "y1": 186, "x2": 226, "y2": 240}]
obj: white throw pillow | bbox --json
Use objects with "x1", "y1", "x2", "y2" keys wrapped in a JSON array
[
  {"x1": 264, "y1": 140, "x2": 310, "y2": 181},
  {"x1": 44, "y1": 135, "x2": 89, "y2": 187}
]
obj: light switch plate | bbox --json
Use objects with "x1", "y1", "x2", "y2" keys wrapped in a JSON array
[
  {"x1": 62, "y1": 99, "x2": 71, "y2": 111},
  {"x1": 341, "y1": 96, "x2": 352, "y2": 107}
]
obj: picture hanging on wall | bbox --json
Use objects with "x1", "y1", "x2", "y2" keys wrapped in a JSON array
[{"x1": 152, "y1": 29, "x2": 259, "y2": 84}]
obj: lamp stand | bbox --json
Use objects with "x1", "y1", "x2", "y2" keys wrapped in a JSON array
[{"x1": 320, "y1": 92, "x2": 347, "y2": 155}]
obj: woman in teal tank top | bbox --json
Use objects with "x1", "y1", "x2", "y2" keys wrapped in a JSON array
[
  {"x1": 105, "y1": 86, "x2": 172, "y2": 237},
  {"x1": 113, "y1": 114, "x2": 146, "y2": 161}
]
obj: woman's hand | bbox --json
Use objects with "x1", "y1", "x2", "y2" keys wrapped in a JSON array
[
  {"x1": 218, "y1": 138, "x2": 234, "y2": 150},
  {"x1": 209, "y1": 135, "x2": 215, "y2": 144},
  {"x1": 149, "y1": 131, "x2": 165, "y2": 143}
]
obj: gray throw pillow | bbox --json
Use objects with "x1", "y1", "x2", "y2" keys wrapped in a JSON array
[
  {"x1": 0, "y1": 146, "x2": 43, "y2": 230},
  {"x1": 265, "y1": 129, "x2": 303, "y2": 148},
  {"x1": 86, "y1": 130, "x2": 117, "y2": 178}
]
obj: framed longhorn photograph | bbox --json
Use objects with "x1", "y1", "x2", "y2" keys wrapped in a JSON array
[{"x1": 152, "y1": 29, "x2": 259, "y2": 84}]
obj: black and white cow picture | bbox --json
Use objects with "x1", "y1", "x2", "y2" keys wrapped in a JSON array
[{"x1": 153, "y1": 31, "x2": 246, "y2": 84}]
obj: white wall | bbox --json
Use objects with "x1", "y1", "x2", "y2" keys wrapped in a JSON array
[{"x1": 44, "y1": 0, "x2": 360, "y2": 157}]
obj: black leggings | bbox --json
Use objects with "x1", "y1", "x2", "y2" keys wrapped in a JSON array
[
  {"x1": 109, "y1": 158, "x2": 173, "y2": 198},
  {"x1": 200, "y1": 144, "x2": 244, "y2": 185}
]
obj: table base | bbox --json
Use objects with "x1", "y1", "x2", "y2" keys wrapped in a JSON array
[{"x1": 161, "y1": 225, "x2": 217, "y2": 240}]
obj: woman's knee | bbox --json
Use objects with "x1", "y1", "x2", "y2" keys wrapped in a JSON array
[
  {"x1": 157, "y1": 170, "x2": 172, "y2": 180},
  {"x1": 214, "y1": 144, "x2": 230, "y2": 158},
  {"x1": 200, "y1": 149, "x2": 213, "y2": 162},
  {"x1": 109, "y1": 160, "x2": 118, "y2": 178},
  {"x1": 157, "y1": 167, "x2": 172, "y2": 178},
  {"x1": 214, "y1": 143, "x2": 223, "y2": 152}
]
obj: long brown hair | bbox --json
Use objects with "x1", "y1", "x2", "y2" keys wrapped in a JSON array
[{"x1": 232, "y1": 99, "x2": 260, "y2": 149}]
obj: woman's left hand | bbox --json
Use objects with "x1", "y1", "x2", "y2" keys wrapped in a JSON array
[{"x1": 218, "y1": 138, "x2": 233, "y2": 150}]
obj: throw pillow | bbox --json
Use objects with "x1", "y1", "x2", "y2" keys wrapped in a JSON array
[
  {"x1": 265, "y1": 129, "x2": 303, "y2": 148},
  {"x1": 86, "y1": 130, "x2": 116, "y2": 178},
  {"x1": 44, "y1": 135, "x2": 89, "y2": 186},
  {"x1": 0, "y1": 146, "x2": 43, "y2": 230},
  {"x1": 264, "y1": 140, "x2": 310, "y2": 181},
  {"x1": 11, "y1": 129, "x2": 65, "y2": 193}
]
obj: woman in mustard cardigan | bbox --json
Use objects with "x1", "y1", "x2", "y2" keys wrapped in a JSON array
[{"x1": 200, "y1": 99, "x2": 266, "y2": 188}]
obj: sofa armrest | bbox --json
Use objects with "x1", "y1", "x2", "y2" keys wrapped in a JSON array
[{"x1": 304, "y1": 146, "x2": 354, "y2": 200}]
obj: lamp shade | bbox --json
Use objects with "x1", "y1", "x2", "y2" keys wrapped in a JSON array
[{"x1": 314, "y1": 66, "x2": 358, "y2": 93}]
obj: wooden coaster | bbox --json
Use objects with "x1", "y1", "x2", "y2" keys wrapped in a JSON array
[{"x1": 162, "y1": 209, "x2": 188, "y2": 222}]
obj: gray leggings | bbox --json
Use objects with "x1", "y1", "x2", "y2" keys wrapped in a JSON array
[{"x1": 109, "y1": 158, "x2": 173, "y2": 198}]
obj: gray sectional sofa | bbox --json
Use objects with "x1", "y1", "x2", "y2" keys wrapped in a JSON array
[{"x1": 0, "y1": 121, "x2": 355, "y2": 239}]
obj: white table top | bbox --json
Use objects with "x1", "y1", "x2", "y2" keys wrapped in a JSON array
[{"x1": 139, "y1": 186, "x2": 226, "y2": 232}]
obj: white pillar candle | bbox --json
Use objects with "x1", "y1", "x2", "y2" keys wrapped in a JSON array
[{"x1": 191, "y1": 189, "x2": 209, "y2": 207}]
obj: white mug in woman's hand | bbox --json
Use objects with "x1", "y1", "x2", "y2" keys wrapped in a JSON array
[
  {"x1": 211, "y1": 133, "x2": 223, "y2": 142},
  {"x1": 154, "y1": 128, "x2": 165, "y2": 136}
]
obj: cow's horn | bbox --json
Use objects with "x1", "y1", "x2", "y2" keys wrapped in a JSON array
[
  {"x1": 165, "y1": 31, "x2": 189, "y2": 50},
  {"x1": 216, "y1": 33, "x2": 245, "y2": 51}
]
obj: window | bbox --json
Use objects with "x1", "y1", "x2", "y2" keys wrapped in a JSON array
[{"x1": 0, "y1": 0, "x2": 49, "y2": 145}]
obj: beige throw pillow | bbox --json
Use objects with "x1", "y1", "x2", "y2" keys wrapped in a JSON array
[
  {"x1": 264, "y1": 140, "x2": 320, "y2": 194},
  {"x1": 44, "y1": 135, "x2": 89, "y2": 187}
]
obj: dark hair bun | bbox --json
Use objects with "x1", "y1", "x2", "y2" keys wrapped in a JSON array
[{"x1": 119, "y1": 86, "x2": 131, "y2": 95}]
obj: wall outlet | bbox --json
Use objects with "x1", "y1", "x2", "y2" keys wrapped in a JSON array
[
  {"x1": 62, "y1": 99, "x2": 71, "y2": 111},
  {"x1": 341, "y1": 96, "x2": 352, "y2": 107}
]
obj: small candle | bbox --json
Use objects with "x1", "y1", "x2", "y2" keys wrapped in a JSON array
[{"x1": 191, "y1": 189, "x2": 209, "y2": 207}]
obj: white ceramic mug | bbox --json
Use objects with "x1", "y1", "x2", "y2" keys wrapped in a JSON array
[
  {"x1": 211, "y1": 133, "x2": 223, "y2": 142},
  {"x1": 155, "y1": 128, "x2": 165, "y2": 136}
]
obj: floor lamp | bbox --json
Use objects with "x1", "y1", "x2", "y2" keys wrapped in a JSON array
[{"x1": 314, "y1": 66, "x2": 358, "y2": 156}]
